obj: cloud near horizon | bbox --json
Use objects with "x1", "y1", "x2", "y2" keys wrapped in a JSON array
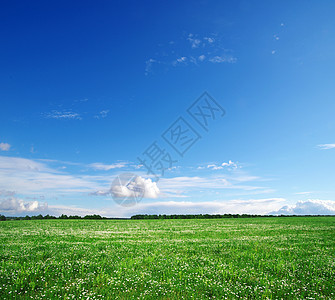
[
  {"x1": 270, "y1": 199, "x2": 335, "y2": 215},
  {"x1": 2, "y1": 197, "x2": 335, "y2": 218},
  {"x1": 122, "y1": 198, "x2": 286, "y2": 216},
  {"x1": 0, "y1": 197, "x2": 48, "y2": 214},
  {"x1": 0, "y1": 197, "x2": 285, "y2": 217}
]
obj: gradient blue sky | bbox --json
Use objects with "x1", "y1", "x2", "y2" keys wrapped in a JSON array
[{"x1": 1, "y1": 0, "x2": 335, "y2": 216}]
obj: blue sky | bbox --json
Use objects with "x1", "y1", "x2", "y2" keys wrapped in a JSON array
[{"x1": 1, "y1": 0, "x2": 335, "y2": 216}]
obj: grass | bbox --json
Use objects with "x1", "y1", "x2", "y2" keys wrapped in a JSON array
[{"x1": 0, "y1": 217, "x2": 334, "y2": 299}]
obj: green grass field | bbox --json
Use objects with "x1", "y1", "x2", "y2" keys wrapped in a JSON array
[{"x1": 0, "y1": 217, "x2": 334, "y2": 299}]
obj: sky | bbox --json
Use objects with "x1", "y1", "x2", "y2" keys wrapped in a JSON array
[{"x1": 1, "y1": 0, "x2": 335, "y2": 217}]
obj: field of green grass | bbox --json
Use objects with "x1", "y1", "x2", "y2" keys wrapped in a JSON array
[{"x1": 0, "y1": 217, "x2": 334, "y2": 299}]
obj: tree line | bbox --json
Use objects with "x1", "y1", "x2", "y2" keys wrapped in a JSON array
[
  {"x1": 1, "y1": 213, "x2": 333, "y2": 221},
  {"x1": 0, "y1": 214, "x2": 108, "y2": 221},
  {"x1": 130, "y1": 214, "x2": 272, "y2": 219},
  {"x1": 130, "y1": 214, "x2": 334, "y2": 219}
]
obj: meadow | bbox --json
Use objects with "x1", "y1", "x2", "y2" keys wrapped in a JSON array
[{"x1": 0, "y1": 217, "x2": 334, "y2": 299}]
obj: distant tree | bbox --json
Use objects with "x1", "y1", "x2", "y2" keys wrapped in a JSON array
[
  {"x1": 69, "y1": 215, "x2": 82, "y2": 219},
  {"x1": 31, "y1": 214, "x2": 43, "y2": 220},
  {"x1": 84, "y1": 214, "x2": 102, "y2": 219},
  {"x1": 59, "y1": 214, "x2": 68, "y2": 219},
  {"x1": 0, "y1": 215, "x2": 6, "y2": 221},
  {"x1": 24, "y1": 215, "x2": 31, "y2": 220},
  {"x1": 44, "y1": 214, "x2": 56, "y2": 219}
]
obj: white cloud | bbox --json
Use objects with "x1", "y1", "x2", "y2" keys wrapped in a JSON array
[
  {"x1": 92, "y1": 175, "x2": 160, "y2": 200},
  {"x1": 0, "y1": 143, "x2": 11, "y2": 151},
  {"x1": 187, "y1": 34, "x2": 201, "y2": 48},
  {"x1": 94, "y1": 110, "x2": 109, "y2": 119},
  {"x1": 173, "y1": 56, "x2": 187, "y2": 65},
  {"x1": 206, "y1": 164, "x2": 218, "y2": 169},
  {"x1": 198, "y1": 55, "x2": 206, "y2": 61},
  {"x1": 0, "y1": 197, "x2": 48, "y2": 214},
  {"x1": 206, "y1": 160, "x2": 238, "y2": 170},
  {"x1": 270, "y1": 199, "x2": 335, "y2": 215},
  {"x1": 110, "y1": 176, "x2": 160, "y2": 199},
  {"x1": 44, "y1": 110, "x2": 82, "y2": 120},
  {"x1": 177, "y1": 57, "x2": 187, "y2": 62},
  {"x1": 145, "y1": 58, "x2": 158, "y2": 75},
  {"x1": 140, "y1": 177, "x2": 160, "y2": 198},
  {"x1": 89, "y1": 162, "x2": 128, "y2": 171},
  {"x1": 209, "y1": 55, "x2": 237, "y2": 63},
  {"x1": 317, "y1": 144, "x2": 335, "y2": 150},
  {"x1": 221, "y1": 160, "x2": 237, "y2": 168},
  {"x1": 204, "y1": 37, "x2": 215, "y2": 43}
]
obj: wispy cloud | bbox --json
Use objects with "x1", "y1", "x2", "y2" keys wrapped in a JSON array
[
  {"x1": 0, "y1": 143, "x2": 11, "y2": 151},
  {"x1": 187, "y1": 34, "x2": 201, "y2": 48},
  {"x1": 145, "y1": 58, "x2": 159, "y2": 75},
  {"x1": 94, "y1": 110, "x2": 110, "y2": 119},
  {"x1": 0, "y1": 156, "x2": 53, "y2": 172},
  {"x1": 203, "y1": 160, "x2": 238, "y2": 170},
  {"x1": 209, "y1": 55, "x2": 237, "y2": 63},
  {"x1": 0, "y1": 190, "x2": 16, "y2": 197},
  {"x1": 204, "y1": 37, "x2": 215, "y2": 43},
  {"x1": 198, "y1": 55, "x2": 206, "y2": 61},
  {"x1": 89, "y1": 162, "x2": 128, "y2": 171},
  {"x1": 317, "y1": 144, "x2": 335, "y2": 150},
  {"x1": 172, "y1": 56, "x2": 187, "y2": 66},
  {"x1": 44, "y1": 110, "x2": 82, "y2": 120},
  {"x1": 145, "y1": 32, "x2": 237, "y2": 74},
  {"x1": 295, "y1": 191, "x2": 313, "y2": 195},
  {"x1": 159, "y1": 174, "x2": 266, "y2": 194},
  {"x1": 0, "y1": 156, "x2": 110, "y2": 195},
  {"x1": 74, "y1": 98, "x2": 88, "y2": 103},
  {"x1": 0, "y1": 156, "x2": 147, "y2": 198}
]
